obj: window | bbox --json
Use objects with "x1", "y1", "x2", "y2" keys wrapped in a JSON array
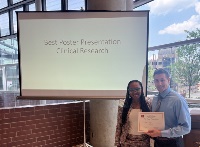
[
  {"x1": 0, "y1": 12, "x2": 10, "y2": 36},
  {"x1": 29, "y1": 3, "x2": 36, "y2": 11},
  {"x1": 46, "y1": 0, "x2": 61, "y2": 11},
  {"x1": 137, "y1": 1, "x2": 200, "y2": 101},
  {"x1": 0, "y1": 68, "x2": 3, "y2": 90},
  {"x1": 68, "y1": 0, "x2": 85, "y2": 10},
  {"x1": 0, "y1": 0, "x2": 7, "y2": 9},
  {"x1": 13, "y1": 7, "x2": 23, "y2": 33},
  {"x1": 13, "y1": 0, "x2": 23, "y2": 4}
]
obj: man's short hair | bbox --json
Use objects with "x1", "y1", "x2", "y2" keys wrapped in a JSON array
[{"x1": 153, "y1": 68, "x2": 170, "y2": 78}]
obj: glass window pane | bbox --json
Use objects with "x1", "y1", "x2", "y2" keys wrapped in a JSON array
[
  {"x1": 0, "y1": 38, "x2": 18, "y2": 65},
  {"x1": 0, "y1": 37, "x2": 19, "y2": 92},
  {"x1": 46, "y1": 0, "x2": 61, "y2": 11},
  {"x1": 0, "y1": 68, "x2": 3, "y2": 90},
  {"x1": 5, "y1": 65, "x2": 19, "y2": 91},
  {"x1": 13, "y1": 7, "x2": 23, "y2": 33},
  {"x1": 0, "y1": 0, "x2": 8, "y2": 9},
  {"x1": 29, "y1": 3, "x2": 36, "y2": 11},
  {"x1": 144, "y1": 1, "x2": 200, "y2": 108},
  {"x1": 13, "y1": 0, "x2": 23, "y2": 4},
  {"x1": 0, "y1": 12, "x2": 10, "y2": 36},
  {"x1": 68, "y1": 0, "x2": 85, "y2": 10}
]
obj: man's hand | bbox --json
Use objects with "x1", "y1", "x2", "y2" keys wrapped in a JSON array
[{"x1": 146, "y1": 129, "x2": 161, "y2": 137}]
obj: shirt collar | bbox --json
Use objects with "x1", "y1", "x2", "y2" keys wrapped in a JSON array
[{"x1": 159, "y1": 86, "x2": 171, "y2": 99}]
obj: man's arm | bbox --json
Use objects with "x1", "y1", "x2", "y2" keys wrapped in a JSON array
[
  {"x1": 147, "y1": 98, "x2": 191, "y2": 138},
  {"x1": 161, "y1": 98, "x2": 191, "y2": 138}
]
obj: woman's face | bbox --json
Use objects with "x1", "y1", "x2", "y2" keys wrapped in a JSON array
[{"x1": 128, "y1": 82, "x2": 142, "y2": 100}]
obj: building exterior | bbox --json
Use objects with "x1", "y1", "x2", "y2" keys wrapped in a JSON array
[{"x1": 148, "y1": 42, "x2": 200, "y2": 97}]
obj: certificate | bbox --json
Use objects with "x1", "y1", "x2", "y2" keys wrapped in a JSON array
[{"x1": 138, "y1": 112, "x2": 165, "y2": 132}]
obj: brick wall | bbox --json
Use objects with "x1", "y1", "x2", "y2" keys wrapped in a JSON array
[{"x1": 0, "y1": 101, "x2": 90, "y2": 147}]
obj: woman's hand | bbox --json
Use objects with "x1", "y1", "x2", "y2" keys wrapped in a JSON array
[{"x1": 146, "y1": 129, "x2": 161, "y2": 137}]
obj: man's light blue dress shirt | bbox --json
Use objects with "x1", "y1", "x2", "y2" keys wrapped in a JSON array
[{"x1": 152, "y1": 87, "x2": 191, "y2": 138}]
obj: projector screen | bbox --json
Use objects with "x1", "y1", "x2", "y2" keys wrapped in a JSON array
[{"x1": 17, "y1": 11, "x2": 149, "y2": 99}]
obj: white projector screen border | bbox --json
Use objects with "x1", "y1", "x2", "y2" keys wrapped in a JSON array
[{"x1": 17, "y1": 11, "x2": 149, "y2": 99}]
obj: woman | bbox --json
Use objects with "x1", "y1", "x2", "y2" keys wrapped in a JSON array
[{"x1": 115, "y1": 80, "x2": 151, "y2": 147}]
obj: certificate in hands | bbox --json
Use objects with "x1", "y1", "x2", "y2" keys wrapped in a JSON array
[{"x1": 138, "y1": 112, "x2": 165, "y2": 132}]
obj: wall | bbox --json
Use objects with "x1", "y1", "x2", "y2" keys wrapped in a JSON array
[
  {"x1": 0, "y1": 101, "x2": 90, "y2": 147},
  {"x1": 0, "y1": 91, "x2": 74, "y2": 108},
  {"x1": 184, "y1": 109, "x2": 200, "y2": 147}
]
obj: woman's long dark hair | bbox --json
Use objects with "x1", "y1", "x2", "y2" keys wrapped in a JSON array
[{"x1": 122, "y1": 80, "x2": 150, "y2": 125}]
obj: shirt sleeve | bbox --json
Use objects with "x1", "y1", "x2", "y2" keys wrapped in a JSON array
[
  {"x1": 161, "y1": 98, "x2": 191, "y2": 138},
  {"x1": 114, "y1": 106, "x2": 123, "y2": 146}
]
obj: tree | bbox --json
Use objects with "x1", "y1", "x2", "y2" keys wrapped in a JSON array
[
  {"x1": 147, "y1": 65, "x2": 157, "y2": 91},
  {"x1": 171, "y1": 29, "x2": 200, "y2": 98}
]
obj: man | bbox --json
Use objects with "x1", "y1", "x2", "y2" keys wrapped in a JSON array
[{"x1": 146, "y1": 68, "x2": 191, "y2": 147}]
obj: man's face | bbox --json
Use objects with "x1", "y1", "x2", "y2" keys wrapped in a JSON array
[{"x1": 154, "y1": 73, "x2": 170, "y2": 93}]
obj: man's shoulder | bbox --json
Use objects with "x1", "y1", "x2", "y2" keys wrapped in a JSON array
[
  {"x1": 169, "y1": 90, "x2": 183, "y2": 99},
  {"x1": 169, "y1": 90, "x2": 188, "y2": 103}
]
